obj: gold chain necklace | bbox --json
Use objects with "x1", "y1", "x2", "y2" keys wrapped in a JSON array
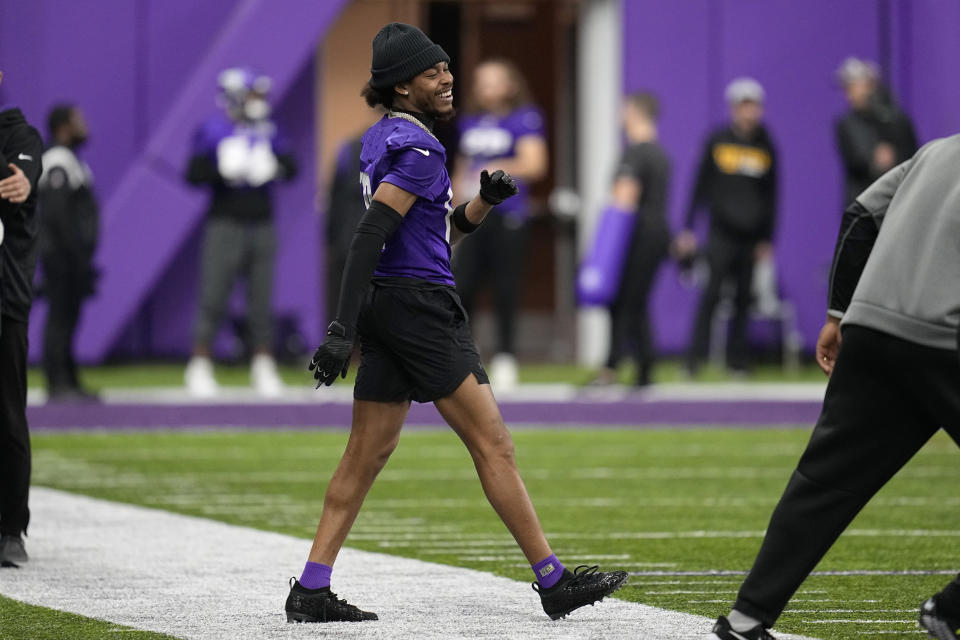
[{"x1": 387, "y1": 111, "x2": 438, "y2": 141}]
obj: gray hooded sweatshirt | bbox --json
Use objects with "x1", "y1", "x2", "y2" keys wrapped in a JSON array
[{"x1": 838, "y1": 134, "x2": 960, "y2": 349}]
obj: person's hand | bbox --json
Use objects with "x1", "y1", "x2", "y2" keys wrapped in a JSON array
[
  {"x1": 479, "y1": 169, "x2": 518, "y2": 206},
  {"x1": 309, "y1": 321, "x2": 354, "y2": 388},
  {"x1": 872, "y1": 142, "x2": 896, "y2": 173},
  {"x1": 673, "y1": 230, "x2": 698, "y2": 258},
  {"x1": 0, "y1": 163, "x2": 31, "y2": 203},
  {"x1": 816, "y1": 316, "x2": 842, "y2": 377}
]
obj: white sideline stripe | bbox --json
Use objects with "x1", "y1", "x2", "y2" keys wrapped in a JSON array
[
  {"x1": 0, "y1": 488, "x2": 821, "y2": 640},
  {"x1": 27, "y1": 381, "x2": 829, "y2": 406}
]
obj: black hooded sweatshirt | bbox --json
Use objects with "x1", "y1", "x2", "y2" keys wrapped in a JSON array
[
  {"x1": 0, "y1": 107, "x2": 44, "y2": 323},
  {"x1": 685, "y1": 124, "x2": 778, "y2": 242}
]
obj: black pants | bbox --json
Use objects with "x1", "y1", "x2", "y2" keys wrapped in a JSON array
[
  {"x1": 42, "y1": 277, "x2": 84, "y2": 392},
  {"x1": 0, "y1": 319, "x2": 31, "y2": 536},
  {"x1": 734, "y1": 325, "x2": 960, "y2": 627},
  {"x1": 452, "y1": 213, "x2": 528, "y2": 356},
  {"x1": 688, "y1": 231, "x2": 756, "y2": 369},
  {"x1": 605, "y1": 228, "x2": 669, "y2": 380}
]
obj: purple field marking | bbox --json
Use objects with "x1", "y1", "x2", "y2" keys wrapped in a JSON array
[{"x1": 27, "y1": 399, "x2": 821, "y2": 430}]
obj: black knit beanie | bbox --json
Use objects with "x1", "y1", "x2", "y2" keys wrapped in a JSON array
[{"x1": 369, "y1": 23, "x2": 449, "y2": 90}]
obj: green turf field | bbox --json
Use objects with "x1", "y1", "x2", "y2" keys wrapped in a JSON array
[
  {"x1": 27, "y1": 427, "x2": 959, "y2": 639},
  {"x1": 0, "y1": 594, "x2": 178, "y2": 640}
]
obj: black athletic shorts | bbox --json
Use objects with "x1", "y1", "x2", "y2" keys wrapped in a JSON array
[{"x1": 353, "y1": 278, "x2": 489, "y2": 404}]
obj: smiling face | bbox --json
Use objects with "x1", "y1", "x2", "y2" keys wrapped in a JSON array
[{"x1": 394, "y1": 62, "x2": 454, "y2": 119}]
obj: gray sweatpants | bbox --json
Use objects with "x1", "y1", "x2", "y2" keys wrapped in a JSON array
[{"x1": 193, "y1": 217, "x2": 276, "y2": 351}]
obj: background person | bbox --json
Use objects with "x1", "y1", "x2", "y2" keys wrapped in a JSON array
[
  {"x1": 675, "y1": 77, "x2": 778, "y2": 375},
  {"x1": 38, "y1": 104, "x2": 100, "y2": 402},
  {"x1": 591, "y1": 92, "x2": 670, "y2": 388},
  {"x1": 183, "y1": 68, "x2": 297, "y2": 397},
  {"x1": 835, "y1": 57, "x2": 917, "y2": 208},
  {"x1": 0, "y1": 71, "x2": 45, "y2": 567},
  {"x1": 451, "y1": 58, "x2": 548, "y2": 389}
]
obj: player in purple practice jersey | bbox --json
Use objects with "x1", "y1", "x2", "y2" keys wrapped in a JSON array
[
  {"x1": 452, "y1": 59, "x2": 548, "y2": 388},
  {"x1": 284, "y1": 23, "x2": 626, "y2": 624}
]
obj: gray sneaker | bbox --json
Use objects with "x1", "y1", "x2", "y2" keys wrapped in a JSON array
[{"x1": 0, "y1": 534, "x2": 28, "y2": 567}]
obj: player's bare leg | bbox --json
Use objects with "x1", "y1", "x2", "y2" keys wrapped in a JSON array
[
  {"x1": 435, "y1": 373, "x2": 627, "y2": 619},
  {"x1": 287, "y1": 400, "x2": 408, "y2": 623},
  {"x1": 306, "y1": 399, "x2": 409, "y2": 565},
  {"x1": 435, "y1": 373, "x2": 550, "y2": 562}
]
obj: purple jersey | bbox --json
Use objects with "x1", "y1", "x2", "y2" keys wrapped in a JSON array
[
  {"x1": 361, "y1": 114, "x2": 455, "y2": 285},
  {"x1": 457, "y1": 105, "x2": 545, "y2": 217}
]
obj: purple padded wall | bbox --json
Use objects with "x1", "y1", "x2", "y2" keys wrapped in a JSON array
[{"x1": 0, "y1": 0, "x2": 346, "y2": 362}]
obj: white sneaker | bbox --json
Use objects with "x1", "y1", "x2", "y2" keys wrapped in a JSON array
[
  {"x1": 185, "y1": 356, "x2": 219, "y2": 398},
  {"x1": 251, "y1": 353, "x2": 285, "y2": 397},
  {"x1": 489, "y1": 353, "x2": 518, "y2": 391}
]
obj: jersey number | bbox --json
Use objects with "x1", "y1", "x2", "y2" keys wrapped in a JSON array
[
  {"x1": 360, "y1": 171, "x2": 373, "y2": 208},
  {"x1": 443, "y1": 187, "x2": 453, "y2": 243}
]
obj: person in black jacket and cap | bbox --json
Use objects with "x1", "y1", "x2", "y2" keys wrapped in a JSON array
[
  {"x1": 675, "y1": 77, "x2": 779, "y2": 375},
  {"x1": 0, "y1": 70, "x2": 45, "y2": 568},
  {"x1": 834, "y1": 57, "x2": 917, "y2": 209},
  {"x1": 38, "y1": 103, "x2": 100, "y2": 402}
]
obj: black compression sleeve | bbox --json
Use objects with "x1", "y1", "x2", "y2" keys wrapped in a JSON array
[
  {"x1": 827, "y1": 201, "x2": 878, "y2": 315},
  {"x1": 451, "y1": 202, "x2": 479, "y2": 234},
  {"x1": 334, "y1": 200, "x2": 403, "y2": 337}
]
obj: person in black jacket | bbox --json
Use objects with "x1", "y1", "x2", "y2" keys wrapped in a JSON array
[
  {"x1": 38, "y1": 104, "x2": 99, "y2": 401},
  {"x1": 183, "y1": 68, "x2": 297, "y2": 397},
  {"x1": 0, "y1": 70, "x2": 45, "y2": 567},
  {"x1": 675, "y1": 78, "x2": 778, "y2": 375},
  {"x1": 834, "y1": 57, "x2": 917, "y2": 208}
]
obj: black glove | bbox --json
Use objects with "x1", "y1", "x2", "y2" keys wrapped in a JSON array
[
  {"x1": 309, "y1": 321, "x2": 354, "y2": 388},
  {"x1": 479, "y1": 169, "x2": 519, "y2": 206}
]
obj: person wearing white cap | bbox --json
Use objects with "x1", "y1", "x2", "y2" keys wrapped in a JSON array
[
  {"x1": 835, "y1": 57, "x2": 916, "y2": 207},
  {"x1": 675, "y1": 77, "x2": 778, "y2": 375}
]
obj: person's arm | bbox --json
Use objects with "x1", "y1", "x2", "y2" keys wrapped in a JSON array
[
  {"x1": 449, "y1": 169, "x2": 518, "y2": 246},
  {"x1": 0, "y1": 125, "x2": 44, "y2": 217},
  {"x1": 39, "y1": 168, "x2": 85, "y2": 264},
  {"x1": 309, "y1": 182, "x2": 411, "y2": 386},
  {"x1": 835, "y1": 117, "x2": 875, "y2": 182},
  {"x1": 684, "y1": 138, "x2": 713, "y2": 230},
  {"x1": 276, "y1": 152, "x2": 297, "y2": 181},
  {"x1": 757, "y1": 139, "x2": 778, "y2": 249},
  {"x1": 610, "y1": 144, "x2": 645, "y2": 213},
  {"x1": 185, "y1": 152, "x2": 221, "y2": 186},
  {"x1": 675, "y1": 138, "x2": 712, "y2": 256},
  {"x1": 185, "y1": 125, "x2": 224, "y2": 186},
  {"x1": 826, "y1": 159, "x2": 912, "y2": 319},
  {"x1": 818, "y1": 159, "x2": 913, "y2": 376}
]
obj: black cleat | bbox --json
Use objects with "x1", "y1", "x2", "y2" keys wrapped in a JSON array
[
  {"x1": 920, "y1": 597, "x2": 960, "y2": 639},
  {"x1": 710, "y1": 616, "x2": 777, "y2": 639},
  {"x1": 533, "y1": 564, "x2": 628, "y2": 620},
  {"x1": 0, "y1": 534, "x2": 27, "y2": 568},
  {"x1": 285, "y1": 578, "x2": 378, "y2": 622}
]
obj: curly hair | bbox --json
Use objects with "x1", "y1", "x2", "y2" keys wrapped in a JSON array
[{"x1": 361, "y1": 82, "x2": 395, "y2": 110}]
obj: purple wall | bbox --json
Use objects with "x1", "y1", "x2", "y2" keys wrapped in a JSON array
[
  {"x1": 3, "y1": 1, "x2": 959, "y2": 363},
  {"x1": 622, "y1": 0, "x2": 960, "y2": 354},
  {"x1": 0, "y1": 0, "x2": 347, "y2": 362}
]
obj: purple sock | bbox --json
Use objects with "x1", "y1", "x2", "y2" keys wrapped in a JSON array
[
  {"x1": 532, "y1": 554, "x2": 565, "y2": 589},
  {"x1": 299, "y1": 562, "x2": 332, "y2": 589}
]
